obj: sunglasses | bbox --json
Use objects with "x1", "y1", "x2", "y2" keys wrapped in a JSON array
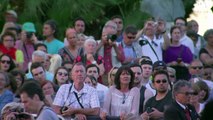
[
  {"x1": 1, "y1": 60, "x2": 10, "y2": 64},
  {"x1": 191, "y1": 66, "x2": 203, "y2": 70},
  {"x1": 203, "y1": 73, "x2": 211, "y2": 76},
  {"x1": 127, "y1": 36, "x2": 136, "y2": 39},
  {"x1": 57, "y1": 72, "x2": 68, "y2": 76},
  {"x1": 179, "y1": 91, "x2": 198, "y2": 96},
  {"x1": 155, "y1": 79, "x2": 167, "y2": 84},
  {"x1": 169, "y1": 75, "x2": 175, "y2": 78}
]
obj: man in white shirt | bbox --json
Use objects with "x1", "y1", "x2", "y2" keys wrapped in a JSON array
[
  {"x1": 53, "y1": 62, "x2": 100, "y2": 120},
  {"x1": 174, "y1": 17, "x2": 195, "y2": 55}
]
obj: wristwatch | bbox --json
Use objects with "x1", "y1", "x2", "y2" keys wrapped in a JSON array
[{"x1": 92, "y1": 61, "x2": 97, "y2": 64}]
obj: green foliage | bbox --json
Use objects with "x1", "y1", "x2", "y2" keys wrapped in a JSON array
[
  {"x1": 183, "y1": 0, "x2": 196, "y2": 18},
  {"x1": 0, "y1": 0, "x2": 150, "y2": 39}
]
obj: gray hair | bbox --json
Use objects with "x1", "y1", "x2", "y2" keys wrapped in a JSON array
[
  {"x1": 84, "y1": 38, "x2": 96, "y2": 48},
  {"x1": 172, "y1": 80, "x2": 191, "y2": 98},
  {"x1": 102, "y1": 20, "x2": 117, "y2": 33},
  {"x1": 32, "y1": 50, "x2": 47, "y2": 61},
  {"x1": 204, "y1": 29, "x2": 213, "y2": 41},
  {"x1": 1, "y1": 102, "x2": 24, "y2": 114}
]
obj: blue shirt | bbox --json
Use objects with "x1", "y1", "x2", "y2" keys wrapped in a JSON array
[
  {"x1": 0, "y1": 90, "x2": 14, "y2": 112},
  {"x1": 122, "y1": 42, "x2": 136, "y2": 59},
  {"x1": 44, "y1": 39, "x2": 64, "y2": 54}
]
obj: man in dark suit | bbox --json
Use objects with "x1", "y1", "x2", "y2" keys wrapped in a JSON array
[{"x1": 164, "y1": 80, "x2": 200, "y2": 120}]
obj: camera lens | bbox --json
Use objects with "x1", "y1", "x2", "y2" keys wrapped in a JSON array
[
  {"x1": 26, "y1": 32, "x2": 33, "y2": 39},
  {"x1": 107, "y1": 34, "x2": 117, "y2": 42}
]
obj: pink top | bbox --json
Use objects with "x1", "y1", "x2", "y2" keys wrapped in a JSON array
[{"x1": 103, "y1": 86, "x2": 140, "y2": 116}]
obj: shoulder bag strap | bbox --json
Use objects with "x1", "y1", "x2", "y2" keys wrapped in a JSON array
[
  {"x1": 73, "y1": 92, "x2": 84, "y2": 109},
  {"x1": 145, "y1": 40, "x2": 159, "y2": 60}
]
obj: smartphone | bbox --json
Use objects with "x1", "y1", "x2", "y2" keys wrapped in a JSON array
[{"x1": 146, "y1": 107, "x2": 154, "y2": 113}]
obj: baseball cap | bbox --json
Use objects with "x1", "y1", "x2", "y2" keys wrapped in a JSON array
[
  {"x1": 22, "y1": 22, "x2": 36, "y2": 32},
  {"x1": 5, "y1": 10, "x2": 17, "y2": 18},
  {"x1": 153, "y1": 61, "x2": 167, "y2": 70}
]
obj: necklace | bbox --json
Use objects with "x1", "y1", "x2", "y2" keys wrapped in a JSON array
[{"x1": 122, "y1": 91, "x2": 130, "y2": 104}]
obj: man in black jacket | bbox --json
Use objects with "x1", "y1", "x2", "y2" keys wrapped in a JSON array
[{"x1": 164, "y1": 80, "x2": 200, "y2": 120}]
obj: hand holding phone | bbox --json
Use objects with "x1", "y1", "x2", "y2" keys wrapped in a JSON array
[{"x1": 146, "y1": 107, "x2": 154, "y2": 113}]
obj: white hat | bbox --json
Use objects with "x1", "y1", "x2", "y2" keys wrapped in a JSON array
[{"x1": 5, "y1": 10, "x2": 18, "y2": 18}]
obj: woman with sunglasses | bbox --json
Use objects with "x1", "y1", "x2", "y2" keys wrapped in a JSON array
[
  {"x1": 100, "y1": 65, "x2": 140, "y2": 120},
  {"x1": 190, "y1": 83, "x2": 203, "y2": 114},
  {"x1": 53, "y1": 66, "x2": 70, "y2": 87},
  {"x1": 0, "y1": 54, "x2": 16, "y2": 72}
]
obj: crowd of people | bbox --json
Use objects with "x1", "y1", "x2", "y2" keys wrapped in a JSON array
[{"x1": 0, "y1": 9, "x2": 213, "y2": 120}]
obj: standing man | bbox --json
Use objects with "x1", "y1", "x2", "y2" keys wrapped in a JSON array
[
  {"x1": 43, "y1": 19, "x2": 64, "y2": 54},
  {"x1": 174, "y1": 17, "x2": 195, "y2": 55},
  {"x1": 53, "y1": 62, "x2": 100, "y2": 120},
  {"x1": 74, "y1": 17, "x2": 86, "y2": 34},
  {"x1": 137, "y1": 18, "x2": 170, "y2": 63},
  {"x1": 19, "y1": 80, "x2": 59, "y2": 120},
  {"x1": 121, "y1": 25, "x2": 142, "y2": 64},
  {"x1": 164, "y1": 80, "x2": 200, "y2": 120},
  {"x1": 141, "y1": 70, "x2": 173, "y2": 120},
  {"x1": 139, "y1": 57, "x2": 156, "y2": 95},
  {"x1": 111, "y1": 15, "x2": 124, "y2": 42}
]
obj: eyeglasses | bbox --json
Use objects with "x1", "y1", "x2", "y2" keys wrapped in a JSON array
[
  {"x1": 169, "y1": 75, "x2": 175, "y2": 78},
  {"x1": 1, "y1": 60, "x2": 10, "y2": 64},
  {"x1": 57, "y1": 72, "x2": 68, "y2": 76},
  {"x1": 179, "y1": 91, "x2": 198, "y2": 96},
  {"x1": 176, "y1": 23, "x2": 185, "y2": 26},
  {"x1": 155, "y1": 79, "x2": 167, "y2": 84},
  {"x1": 190, "y1": 66, "x2": 203, "y2": 70},
  {"x1": 88, "y1": 70, "x2": 97, "y2": 74},
  {"x1": 203, "y1": 73, "x2": 211, "y2": 76},
  {"x1": 127, "y1": 36, "x2": 136, "y2": 39}
]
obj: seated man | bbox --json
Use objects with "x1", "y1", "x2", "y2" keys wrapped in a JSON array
[
  {"x1": 26, "y1": 50, "x2": 53, "y2": 81},
  {"x1": 19, "y1": 80, "x2": 59, "y2": 120},
  {"x1": 164, "y1": 80, "x2": 200, "y2": 120},
  {"x1": 141, "y1": 70, "x2": 173, "y2": 120},
  {"x1": 53, "y1": 62, "x2": 100, "y2": 120}
]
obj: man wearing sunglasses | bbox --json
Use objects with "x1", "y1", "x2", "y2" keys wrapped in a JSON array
[
  {"x1": 164, "y1": 80, "x2": 200, "y2": 120},
  {"x1": 121, "y1": 25, "x2": 142, "y2": 64},
  {"x1": 141, "y1": 70, "x2": 172, "y2": 120},
  {"x1": 189, "y1": 59, "x2": 213, "y2": 89}
]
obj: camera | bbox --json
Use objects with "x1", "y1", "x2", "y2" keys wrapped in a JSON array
[
  {"x1": 146, "y1": 107, "x2": 154, "y2": 113},
  {"x1": 26, "y1": 32, "x2": 33, "y2": 39},
  {"x1": 60, "y1": 106, "x2": 68, "y2": 114},
  {"x1": 107, "y1": 34, "x2": 117, "y2": 42},
  {"x1": 15, "y1": 113, "x2": 32, "y2": 119}
]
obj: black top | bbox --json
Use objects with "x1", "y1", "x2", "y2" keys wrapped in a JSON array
[{"x1": 144, "y1": 91, "x2": 173, "y2": 113}]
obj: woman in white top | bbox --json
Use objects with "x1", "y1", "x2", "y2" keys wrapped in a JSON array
[{"x1": 100, "y1": 65, "x2": 140, "y2": 120}]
